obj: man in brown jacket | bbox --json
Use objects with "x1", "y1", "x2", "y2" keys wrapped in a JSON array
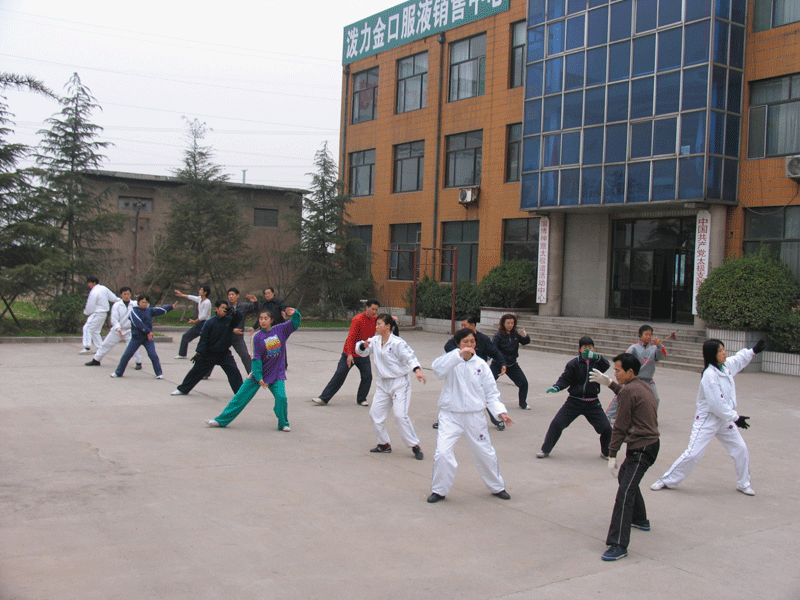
[{"x1": 591, "y1": 352, "x2": 659, "y2": 562}]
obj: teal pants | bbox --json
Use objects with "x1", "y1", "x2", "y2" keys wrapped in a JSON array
[{"x1": 213, "y1": 377, "x2": 289, "y2": 430}]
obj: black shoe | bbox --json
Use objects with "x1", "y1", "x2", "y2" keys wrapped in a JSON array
[
  {"x1": 496, "y1": 421, "x2": 505, "y2": 431},
  {"x1": 601, "y1": 545, "x2": 628, "y2": 561},
  {"x1": 631, "y1": 520, "x2": 651, "y2": 531},
  {"x1": 412, "y1": 445, "x2": 424, "y2": 460},
  {"x1": 84, "y1": 359, "x2": 100, "y2": 366},
  {"x1": 427, "y1": 492, "x2": 445, "y2": 503},
  {"x1": 432, "y1": 422, "x2": 439, "y2": 429},
  {"x1": 370, "y1": 443, "x2": 391, "y2": 453},
  {"x1": 134, "y1": 363, "x2": 142, "y2": 370},
  {"x1": 493, "y1": 490, "x2": 511, "y2": 500}
]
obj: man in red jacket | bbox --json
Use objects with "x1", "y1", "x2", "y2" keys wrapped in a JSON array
[{"x1": 312, "y1": 299, "x2": 379, "y2": 406}]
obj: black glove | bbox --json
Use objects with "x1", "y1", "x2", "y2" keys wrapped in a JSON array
[
  {"x1": 190, "y1": 352, "x2": 202, "y2": 363},
  {"x1": 753, "y1": 339, "x2": 765, "y2": 354},
  {"x1": 735, "y1": 415, "x2": 750, "y2": 429}
]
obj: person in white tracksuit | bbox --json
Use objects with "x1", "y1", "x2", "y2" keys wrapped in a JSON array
[
  {"x1": 651, "y1": 338, "x2": 765, "y2": 496},
  {"x1": 80, "y1": 276, "x2": 120, "y2": 353},
  {"x1": 85, "y1": 287, "x2": 142, "y2": 368},
  {"x1": 356, "y1": 314, "x2": 426, "y2": 460},
  {"x1": 427, "y1": 328, "x2": 514, "y2": 503}
]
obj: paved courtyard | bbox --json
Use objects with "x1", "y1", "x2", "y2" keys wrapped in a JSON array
[{"x1": 1, "y1": 328, "x2": 798, "y2": 599}]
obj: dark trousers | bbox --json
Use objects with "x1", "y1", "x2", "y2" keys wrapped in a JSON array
[
  {"x1": 319, "y1": 353, "x2": 372, "y2": 404},
  {"x1": 115, "y1": 336, "x2": 162, "y2": 377},
  {"x1": 177, "y1": 351, "x2": 243, "y2": 395},
  {"x1": 178, "y1": 321, "x2": 205, "y2": 357},
  {"x1": 491, "y1": 361, "x2": 529, "y2": 408},
  {"x1": 606, "y1": 440, "x2": 660, "y2": 549},
  {"x1": 230, "y1": 333, "x2": 252, "y2": 373},
  {"x1": 541, "y1": 397, "x2": 612, "y2": 455}
]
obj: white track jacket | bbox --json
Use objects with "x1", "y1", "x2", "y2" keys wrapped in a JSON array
[
  {"x1": 110, "y1": 300, "x2": 136, "y2": 333},
  {"x1": 83, "y1": 284, "x2": 120, "y2": 315},
  {"x1": 356, "y1": 333, "x2": 421, "y2": 378},
  {"x1": 432, "y1": 349, "x2": 507, "y2": 418},
  {"x1": 697, "y1": 347, "x2": 754, "y2": 423}
]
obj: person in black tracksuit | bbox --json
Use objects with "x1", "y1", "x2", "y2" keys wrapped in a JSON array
[
  {"x1": 537, "y1": 336, "x2": 612, "y2": 458},
  {"x1": 171, "y1": 300, "x2": 243, "y2": 396},
  {"x1": 433, "y1": 315, "x2": 507, "y2": 430}
]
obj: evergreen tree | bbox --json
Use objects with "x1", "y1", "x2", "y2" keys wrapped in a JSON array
[
  {"x1": 0, "y1": 75, "x2": 57, "y2": 325},
  {"x1": 34, "y1": 72, "x2": 125, "y2": 293},
  {"x1": 285, "y1": 141, "x2": 373, "y2": 315},
  {"x1": 151, "y1": 118, "x2": 254, "y2": 298}
]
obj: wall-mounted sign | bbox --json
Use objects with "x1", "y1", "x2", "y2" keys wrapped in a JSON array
[
  {"x1": 536, "y1": 217, "x2": 549, "y2": 304},
  {"x1": 343, "y1": 0, "x2": 509, "y2": 65},
  {"x1": 692, "y1": 210, "x2": 711, "y2": 315}
]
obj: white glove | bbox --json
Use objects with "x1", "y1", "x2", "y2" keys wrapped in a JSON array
[
  {"x1": 590, "y1": 368, "x2": 612, "y2": 387},
  {"x1": 607, "y1": 456, "x2": 618, "y2": 478}
]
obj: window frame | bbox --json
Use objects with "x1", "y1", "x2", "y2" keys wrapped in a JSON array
[
  {"x1": 349, "y1": 149, "x2": 376, "y2": 197},
  {"x1": 510, "y1": 21, "x2": 526, "y2": 89},
  {"x1": 449, "y1": 33, "x2": 487, "y2": 102},
  {"x1": 445, "y1": 130, "x2": 483, "y2": 188},
  {"x1": 352, "y1": 67, "x2": 379, "y2": 124},
  {"x1": 253, "y1": 208, "x2": 279, "y2": 227},
  {"x1": 506, "y1": 123, "x2": 523, "y2": 182},
  {"x1": 397, "y1": 52, "x2": 428, "y2": 114},
  {"x1": 440, "y1": 220, "x2": 480, "y2": 284},
  {"x1": 743, "y1": 205, "x2": 800, "y2": 284},
  {"x1": 748, "y1": 73, "x2": 800, "y2": 159},
  {"x1": 394, "y1": 140, "x2": 425, "y2": 193},
  {"x1": 389, "y1": 223, "x2": 421, "y2": 280}
]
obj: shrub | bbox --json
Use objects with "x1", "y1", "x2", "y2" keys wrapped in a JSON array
[
  {"x1": 403, "y1": 275, "x2": 480, "y2": 319},
  {"x1": 47, "y1": 292, "x2": 86, "y2": 334},
  {"x1": 696, "y1": 248, "x2": 800, "y2": 330},
  {"x1": 768, "y1": 309, "x2": 800, "y2": 353},
  {"x1": 476, "y1": 259, "x2": 537, "y2": 308}
]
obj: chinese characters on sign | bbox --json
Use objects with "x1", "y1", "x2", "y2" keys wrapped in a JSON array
[
  {"x1": 692, "y1": 210, "x2": 711, "y2": 315},
  {"x1": 343, "y1": 0, "x2": 509, "y2": 65},
  {"x1": 536, "y1": 217, "x2": 549, "y2": 304}
]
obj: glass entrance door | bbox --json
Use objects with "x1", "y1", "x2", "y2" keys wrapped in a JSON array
[{"x1": 609, "y1": 217, "x2": 695, "y2": 323}]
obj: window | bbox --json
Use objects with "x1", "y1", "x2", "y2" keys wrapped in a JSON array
[
  {"x1": 754, "y1": 0, "x2": 800, "y2": 32},
  {"x1": 506, "y1": 123, "x2": 522, "y2": 182},
  {"x1": 502, "y1": 217, "x2": 540, "y2": 261},
  {"x1": 390, "y1": 223, "x2": 421, "y2": 280},
  {"x1": 441, "y1": 220, "x2": 479, "y2": 283},
  {"x1": 510, "y1": 21, "x2": 526, "y2": 89},
  {"x1": 450, "y1": 34, "x2": 486, "y2": 102},
  {"x1": 352, "y1": 67, "x2": 378, "y2": 124},
  {"x1": 118, "y1": 196, "x2": 153, "y2": 212},
  {"x1": 348, "y1": 225, "x2": 373, "y2": 276},
  {"x1": 446, "y1": 130, "x2": 483, "y2": 187},
  {"x1": 397, "y1": 53, "x2": 427, "y2": 113},
  {"x1": 253, "y1": 208, "x2": 278, "y2": 227},
  {"x1": 748, "y1": 74, "x2": 800, "y2": 158},
  {"x1": 744, "y1": 206, "x2": 800, "y2": 283},
  {"x1": 349, "y1": 149, "x2": 375, "y2": 197},
  {"x1": 394, "y1": 141, "x2": 424, "y2": 193}
]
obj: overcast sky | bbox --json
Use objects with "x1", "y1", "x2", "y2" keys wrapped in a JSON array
[{"x1": 0, "y1": 0, "x2": 400, "y2": 189}]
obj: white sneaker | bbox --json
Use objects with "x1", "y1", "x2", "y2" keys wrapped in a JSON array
[
  {"x1": 206, "y1": 419, "x2": 220, "y2": 427},
  {"x1": 281, "y1": 425, "x2": 291, "y2": 432},
  {"x1": 174, "y1": 355, "x2": 186, "y2": 359},
  {"x1": 155, "y1": 374, "x2": 163, "y2": 379},
  {"x1": 110, "y1": 373, "x2": 119, "y2": 378},
  {"x1": 79, "y1": 348, "x2": 92, "y2": 354},
  {"x1": 170, "y1": 389, "x2": 185, "y2": 396},
  {"x1": 651, "y1": 480, "x2": 667, "y2": 491},
  {"x1": 311, "y1": 397, "x2": 326, "y2": 405},
  {"x1": 737, "y1": 486, "x2": 755, "y2": 496},
  {"x1": 536, "y1": 451, "x2": 549, "y2": 458}
]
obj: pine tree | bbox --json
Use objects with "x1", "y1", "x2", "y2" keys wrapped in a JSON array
[
  {"x1": 151, "y1": 118, "x2": 254, "y2": 298},
  {"x1": 284, "y1": 141, "x2": 373, "y2": 315},
  {"x1": 35, "y1": 72, "x2": 125, "y2": 293},
  {"x1": 0, "y1": 75, "x2": 57, "y2": 325}
]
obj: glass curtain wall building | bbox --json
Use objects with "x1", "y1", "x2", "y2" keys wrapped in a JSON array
[{"x1": 521, "y1": 0, "x2": 746, "y2": 209}]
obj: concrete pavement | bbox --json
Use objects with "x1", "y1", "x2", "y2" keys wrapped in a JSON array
[{"x1": 1, "y1": 328, "x2": 798, "y2": 600}]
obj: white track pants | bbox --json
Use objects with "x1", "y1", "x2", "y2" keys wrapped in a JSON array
[
  {"x1": 94, "y1": 329, "x2": 142, "y2": 364},
  {"x1": 431, "y1": 409, "x2": 505, "y2": 496},
  {"x1": 369, "y1": 375, "x2": 420, "y2": 448},
  {"x1": 657, "y1": 412, "x2": 751, "y2": 490},
  {"x1": 82, "y1": 312, "x2": 106, "y2": 349}
]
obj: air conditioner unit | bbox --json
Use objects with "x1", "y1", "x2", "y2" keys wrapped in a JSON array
[
  {"x1": 785, "y1": 155, "x2": 800, "y2": 182},
  {"x1": 458, "y1": 186, "x2": 480, "y2": 205}
]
